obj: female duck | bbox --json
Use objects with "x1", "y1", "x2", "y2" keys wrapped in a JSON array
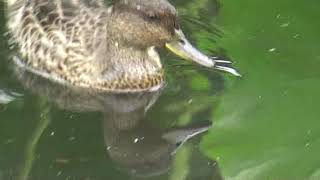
[{"x1": 6, "y1": 0, "x2": 240, "y2": 92}]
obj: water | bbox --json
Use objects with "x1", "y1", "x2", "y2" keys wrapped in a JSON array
[{"x1": 1, "y1": 0, "x2": 320, "y2": 180}]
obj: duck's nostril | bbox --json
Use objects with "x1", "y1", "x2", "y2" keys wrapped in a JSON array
[
  {"x1": 148, "y1": 14, "x2": 160, "y2": 21},
  {"x1": 178, "y1": 39, "x2": 185, "y2": 45}
]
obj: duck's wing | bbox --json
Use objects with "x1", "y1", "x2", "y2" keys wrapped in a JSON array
[
  {"x1": 8, "y1": 0, "x2": 107, "y2": 48},
  {"x1": 25, "y1": 0, "x2": 108, "y2": 50},
  {"x1": 7, "y1": 0, "x2": 109, "y2": 83},
  {"x1": 7, "y1": 0, "x2": 105, "y2": 27},
  {"x1": 31, "y1": 0, "x2": 105, "y2": 20}
]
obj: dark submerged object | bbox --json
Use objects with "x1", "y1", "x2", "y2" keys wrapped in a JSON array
[{"x1": 6, "y1": 0, "x2": 240, "y2": 93}]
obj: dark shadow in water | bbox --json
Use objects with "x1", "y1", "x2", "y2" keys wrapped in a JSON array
[{"x1": 7, "y1": 63, "x2": 223, "y2": 180}]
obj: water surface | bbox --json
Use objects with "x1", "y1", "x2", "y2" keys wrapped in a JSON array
[{"x1": 1, "y1": 0, "x2": 320, "y2": 180}]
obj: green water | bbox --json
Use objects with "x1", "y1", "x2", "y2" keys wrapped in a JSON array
[{"x1": 1, "y1": 0, "x2": 320, "y2": 180}]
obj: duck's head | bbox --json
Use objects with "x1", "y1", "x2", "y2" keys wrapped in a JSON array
[
  {"x1": 110, "y1": 0, "x2": 178, "y2": 48},
  {"x1": 109, "y1": 0, "x2": 240, "y2": 76}
]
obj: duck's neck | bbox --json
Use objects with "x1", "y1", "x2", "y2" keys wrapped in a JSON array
[{"x1": 93, "y1": 41, "x2": 164, "y2": 91}]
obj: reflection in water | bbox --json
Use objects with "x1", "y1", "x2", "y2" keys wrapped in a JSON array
[
  {"x1": 12, "y1": 64, "x2": 222, "y2": 179},
  {"x1": 0, "y1": 89, "x2": 22, "y2": 105}
]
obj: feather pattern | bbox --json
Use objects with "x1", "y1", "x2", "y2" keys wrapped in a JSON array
[
  {"x1": 7, "y1": 0, "x2": 114, "y2": 87},
  {"x1": 6, "y1": 0, "x2": 167, "y2": 92}
]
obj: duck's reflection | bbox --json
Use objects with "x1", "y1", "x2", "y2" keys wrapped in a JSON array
[{"x1": 14, "y1": 65, "x2": 221, "y2": 179}]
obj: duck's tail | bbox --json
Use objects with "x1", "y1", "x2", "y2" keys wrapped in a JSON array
[
  {"x1": 6, "y1": 0, "x2": 21, "y2": 6},
  {"x1": 5, "y1": 0, "x2": 26, "y2": 32},
  {"x1": 5, "y1": 0, "x2": 25, "y2": 13}
]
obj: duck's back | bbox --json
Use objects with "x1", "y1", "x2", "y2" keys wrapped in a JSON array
[{"x1": 7, "y1": 0, "x2": 110, "y2": 84}]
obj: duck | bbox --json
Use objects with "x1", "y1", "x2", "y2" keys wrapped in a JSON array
[{"x1": 6, "y1": 0, "x2": 240, "y2": 93}]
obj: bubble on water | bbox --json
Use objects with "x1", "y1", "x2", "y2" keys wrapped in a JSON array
[
  {"x1": 268, "y1": 48, "x2": 277, "y2": 52},
  {"x1": 293, "y1": 34, "x2": 300, "y2": 39},
  {"x1": 133, "y1": 137, "x2": 144, "y2": 143},
  {"x1": 216, "y1": 156, "x2": 221, "y2": 161},
  {"x1": 305, "y1": 142, "x2": 311, "y2": 148},
  {"x1": 5, "y1": 139, "x2": 14, "y2": 144},
  {"x1": 280, "y1": 22, "x2": 290, "y2": 28},
  {"x1": 307, "y1": 130, "x2": 312, "y2": 135},
  {"x1": 68, "y1": 136, "x2": 76, "y2": 141}
]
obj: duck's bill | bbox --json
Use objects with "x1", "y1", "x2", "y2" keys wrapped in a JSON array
[{"x1": 165, "y1": 29, "x2": 241, "y2": 77}]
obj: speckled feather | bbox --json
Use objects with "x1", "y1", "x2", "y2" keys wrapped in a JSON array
[{"x1": 6, "y1": 0, "x2": 171, "y2": 92}]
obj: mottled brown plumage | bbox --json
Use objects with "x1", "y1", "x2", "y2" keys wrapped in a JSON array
[
  {"x1": 6, "y1": 0, "x2": 240, "y2": 92},
  {"x1": 6, "y1": 0, "x2": 178, "y2": 92}
]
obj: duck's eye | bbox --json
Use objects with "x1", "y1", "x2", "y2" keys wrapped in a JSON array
[{"x1": 148, "y1": 14, "x2": 160, "y2": 21}]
